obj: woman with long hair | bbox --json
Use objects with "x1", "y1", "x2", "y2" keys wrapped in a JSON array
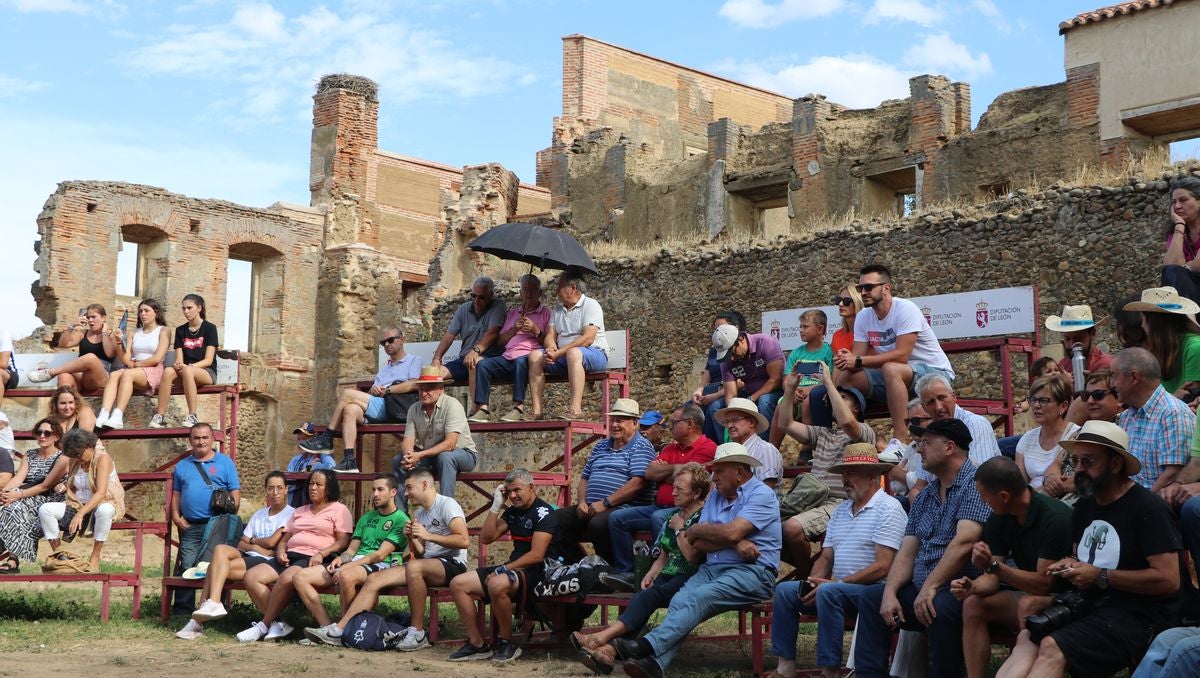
[
  {"x1": 831, "y1": 282, "x2": 864, "y2": 357},
  {"x1": 48, "y1": 385, "x2": 98, "y2": 433},
  {"x1": 1161, "y1": 176, "x2": 1200, "y2": 305},
  {"x1": 30, "y1": 303, "x2": 120, "y2": 391},
  {"x1": 95, "y1": 298, "x2": 170, "y2": 430},
  {"x1": 0, "y1": 418, "x2": 69, "y2": 572},
  {"x1": 1125, "y1": 286, "x2": 1200, "y2": 396},
  {"x1": 151, "y1": 294, "x2": 219, "y2": 429}
]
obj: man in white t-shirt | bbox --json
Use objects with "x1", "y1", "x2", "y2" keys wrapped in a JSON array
[
  {"x1": 304, "y1": 468, "x2": 469, "y2": 650},
  {"x1": 833, "y1": 264, "x2": 954, "y2": 461},
  {"x1": 0, "y1": 329, "x2": 18, "y2": 409},
  {"x1": 528, "y1": 273, "x2": 609, "y2": 420}
]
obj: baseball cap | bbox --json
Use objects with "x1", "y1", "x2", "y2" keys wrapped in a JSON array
[
  {"x1": 638, "y1": 411, "x2": 664, "y2": 427},
  {"x1": 908, "y1": 418, "x2": 972, "y2": 450},
  {"x1": 292, "y1": 421, "x2": 318, "y2": 436},
  {"x1": 712, "y1": 325, "x2": 741, "y2": 362}
]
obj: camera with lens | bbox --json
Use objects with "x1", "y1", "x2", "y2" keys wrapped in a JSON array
[{"x1": 1024, "y1": 590, "x2": 1100, "y2": 642}]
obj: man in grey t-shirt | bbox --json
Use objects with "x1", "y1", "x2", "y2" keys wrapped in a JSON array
[
  {"x1": 430, "y1": 276, "x2": 507, "y2": 418},
  {"x1": 393, "y1": 367, "x2": 477, "y2": 497}
]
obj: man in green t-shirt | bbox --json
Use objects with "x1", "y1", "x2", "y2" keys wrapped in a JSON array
[{"x1": 294, "y1": 476, "x2": 409, "y2": 637}]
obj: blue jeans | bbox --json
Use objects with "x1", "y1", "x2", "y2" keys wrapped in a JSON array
[
  {"x1": 1181, "y1": 496, "x2": 1200, "y2": 571},
  {"x1": 771, "y1": 580, "x2": 869, "y2": 668},
  {"x1": 643, "y1": 562, "x2": 775, "y2": 671},
  {"x1": 1164, "y1": 265, "x2": 1200, "y2": 307},
  {"x1": 1133, "y1": 626, "x2": 1200, "y2": 678},
  {"x1": 616, "y1": 572, "x2": 689, "y2": 632},
  {"x1": 998, "y1": 434, "x2": 1020, "y2": 459},
  {"x1": 853, "y1": 582, "x2": 965, "y2": 678},
  {"x1": 607, "y1": 504, "x2": 674, "y2": 574},
  {"x1": 703, "y1": 390, "x2": 783, "y2": 443},
  {"x1": 391, "y1": 447, "x2": 477, "y2": 497},
  {"x1": 171, "y1": 521, "x2": 207, "y2": 614},
  {"x1": 474, "y1": 355, "x2": 529, "y2": 406}
]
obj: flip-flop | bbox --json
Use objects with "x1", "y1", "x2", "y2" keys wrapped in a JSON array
[
  {"x1": 0, "y1": 552, "x2": 18, "y2": 574},
  {"x1": 579, "y1": 649, "x2": 614, "y2": 675}
]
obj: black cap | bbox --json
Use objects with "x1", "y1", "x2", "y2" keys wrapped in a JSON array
[{"x1": 909, "y1": 418, "x2": 972, "y2": 451}]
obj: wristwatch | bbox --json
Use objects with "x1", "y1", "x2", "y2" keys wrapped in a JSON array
[
  {"x1": 602, "y1": 497, "x2": 612, "y2": 508},
  {"x1": 472, "y1": 346, "x2": 483, "y2": 354},
  {"x1": 1097, "y1": 568, "x2": 1109, "y2": 589},
  {"x1": 854, "y1": 357, "x2": 863, "y2": 369},
  {"x1": 986, "y1": 558, "x2": 1001, "y2": 575}
]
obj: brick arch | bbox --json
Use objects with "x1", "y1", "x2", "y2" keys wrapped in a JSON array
[
  {"x1": 119, "y1": 220, "x2": 170, "y2": 244},
  {"x1": 227, "y1": 228, "x2": 286, "y2": 258}
]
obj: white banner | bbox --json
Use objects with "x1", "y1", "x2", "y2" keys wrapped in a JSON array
[{"x1": 762, "y1": 286, "x2": 1037, "y2": 351}]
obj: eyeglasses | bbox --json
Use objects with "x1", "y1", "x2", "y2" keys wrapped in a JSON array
[
  {"x1": 35, "y1": 429, "x2": 55, "y2": 437},
  {"x1": 723, "y1": 414, "x2": 752, "y2": 424},
  {"x1": 832, "y1": 296, "x2": 855, "y2": 306},
  {"x1": 1029, "y1": 397, "x2": 1054, "y2": 407},
  {"x1": 1076, "y1": 389, "x2": 1115, "y2": 402},
  {"x1": 668, "y1": 418, "x2": 686, "y2": 426},
  {"x1": 470, "y1": 292, "x2": 490, "y2": 299},
  {"x1": 905, "y1": 416, "x2": 932, "y2": 427},
  {"x1": 379, "y1": 336, "x2": 401, "y2": 347},
  {"x1": 855, "y1": 282, "x2": 885, "y2": 293},
  {"x1": 1071, "y1": 455, "x2": 1102, "y2": 469}
]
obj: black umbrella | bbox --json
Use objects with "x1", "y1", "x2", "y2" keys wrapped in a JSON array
[{"x1": 467, "y1": 222, "x2": 597, "y2": 274}]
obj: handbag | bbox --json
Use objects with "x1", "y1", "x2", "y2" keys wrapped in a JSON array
[
  {"x1": 42, "y1": 549, "x2": 91, "y2": 573},
  {"x1": 383, "y1": 390, "x2": 418, "y2": 423},
  {"x1": 194, "y1": 460, "x2": 238, "y2": 516},
  {"x1": 58, "y1": 505, "x2": 80, "y2": 542}
]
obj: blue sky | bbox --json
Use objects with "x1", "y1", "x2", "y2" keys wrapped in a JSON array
[{"x1": 0, "y1": 0, "x2": 1142, "y2": 345}]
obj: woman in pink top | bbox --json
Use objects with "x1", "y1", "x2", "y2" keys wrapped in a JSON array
[
  {"x1": 468, "y1": 274, "x2": 553, "y2": 423},
  {"x1": 236, "y1": 469, "x2": 352, "y2": 643}
]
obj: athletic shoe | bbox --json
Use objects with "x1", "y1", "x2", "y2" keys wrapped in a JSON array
[
  {"x1": 191, "y1": 599, "x2": 226, "y2": 622},
  {"x1": 490, "y1": 639, "x2": 523, "y2": 663},
  {"x1": 599, "y1": 571, "x2": 636, "y2": 593},
  {"x1": 175, "y1": 619, "x2": 204, "y2": 641},
  {"x1": 299, "y1": 430, "x2": 335, "y2": 453},
  {"x1": 106, "y1": 410, "x2": 125, "y2": 430},
  {"x1": 94, "y1": 410, "x2": 110, "y2": 429},
  {"x1": 148, "y1": 414, "x2": 168, "y2": 429},
  {"x1": 303, "y1": 624, "x2": 343, "y2": 646},
  {"x1": 448, "y1": 641, "x2": 492, "y2": 661},
  {"x1": 182, "y1": 413, "x2": 199, "y2": 428},
  {"x1": 397, "y1": 628, "x2": 430, "y2": 652},
  {"x1": 332, "y1": 451, "x2": 360, "y2": 473},
  {"x1": 264, "y1": 620, "x2": 294, "y2": 641},
  {"x1": 237, "y1": 621, "x2": 268, "y2": 643},
  {"x1": 499, "y1": 407, "x2": 525, "y2": 423},
  {"x1": 467, "y1": 409, "x2": 492, "y2": 423},
  {"x1": 181, "y1": 561, "x2": 209, "y2": 580},
  {"x1": 878, "y1": 438, "x2": 907, "y2": 465},
  {"x1": 28, "y1": 369, "x2": 52, "y2": 383}
]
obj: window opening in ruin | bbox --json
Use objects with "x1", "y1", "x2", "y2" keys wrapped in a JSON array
[
  {"x1": 756, "y1": 200, "x2": 790, "y2": 238},
  {"x1": 225, "y1": 258, "x2": 254, "y2": 352},
  {"x1": 900, "y1": 192, "x2": 917, "y2": 217},
  {"x1": 863, "y1": 167, "x2": 917, "y2": 218},
  {"x1": 1171, "y1": 138, "x2": 1200, "y2": 163},
  {"x1": 115, "y1": 239, "x2": 140, "y2": 298},
  {"x1": 980, "y1": 182, "x2": 1012, "y2": 200}
]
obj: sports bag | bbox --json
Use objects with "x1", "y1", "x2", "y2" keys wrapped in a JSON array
[
  {"x1": 341, "y1": 611, "x2": 414, "y2": 651},
  {"x1": 533, "y1": 554, "x2": 613, "y2": 603}
]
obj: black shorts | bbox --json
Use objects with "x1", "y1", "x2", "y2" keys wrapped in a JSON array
[
  {"x1": 269, "y1": 550, "x2": 337, "y2": 573},
  {"x1": 1050, "y1": 604, "x2": 1173, "y2": 676},
  {"x1": 434, "y1": 556, "x2": 467, "y2": 584},
  {"x1": 242, "y1": 554, "x2": 277, "y2": 571},
  {"x1": 3, "y1": 369, "x2": 17, "y2": 390},
  {"x1": 474, "y1": 564, "x2": 541, "y2": 604},
  {"x1": 359, "y1": 561, "x2": 396, "y2": 575}
]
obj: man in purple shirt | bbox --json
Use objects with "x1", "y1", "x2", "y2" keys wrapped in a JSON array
[{"x1": 704, "y1": 325, "x2": 784, "y2": 443}]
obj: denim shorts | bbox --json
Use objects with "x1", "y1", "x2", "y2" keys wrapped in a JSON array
[{"x1": 864, "y1": 363, "x2": 953, "y2": 402}]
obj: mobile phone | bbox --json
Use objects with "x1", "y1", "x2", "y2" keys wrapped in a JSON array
[
  {"x1": 117, "y1": 310, "x2": 128, "y2": 332},
  {"x1": 798, "y1": 579, "x2": 815, "y2": 598},
  {"x1": 793, "y1": 361, "x2": 821, "y2": 376},
  {"x1": 78, "y1": 307, "x2": 87, "y2": 317}
]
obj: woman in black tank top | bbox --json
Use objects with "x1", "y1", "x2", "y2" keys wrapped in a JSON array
[{"x1": 29, "y1": 304, "x2": 119, "y2": 391}]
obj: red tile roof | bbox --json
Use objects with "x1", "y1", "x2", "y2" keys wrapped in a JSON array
[{"x1": 1059, "y1": 0, "x2": 1185, "y2": 33}]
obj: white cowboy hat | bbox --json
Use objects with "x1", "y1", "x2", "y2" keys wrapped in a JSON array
[
  {"x1": 1122, "y1": 286, "x2": 1200, "y2": 316},
  {"x1": 1045, "y1": 305, "x2": 1102, "y2": 333},
  {"x1": 605, "y1": 398, "x2": 641, "y2": 419},
  {"x1": 711, "y1": 442, "x2": 762, "y2": 467},
  {"x1": 714, "y1": 397, "x2": 769, "y2": 433},
  {"x1": 1059, "y1": 420, "x2": 1140, "y2": 477}
]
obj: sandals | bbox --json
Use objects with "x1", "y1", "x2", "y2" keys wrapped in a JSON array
[{"x1": 0, "y1": 551, "x2": 18, "y2": 574}]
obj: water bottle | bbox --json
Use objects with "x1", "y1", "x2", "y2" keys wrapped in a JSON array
[{"x1": 1071, "y1": 343, "x2": 1087, "y2": 393}]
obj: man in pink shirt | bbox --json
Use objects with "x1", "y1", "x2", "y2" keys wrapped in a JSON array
[{"x1": 469, "y1": 274, "x2": 553, "y2": 423}]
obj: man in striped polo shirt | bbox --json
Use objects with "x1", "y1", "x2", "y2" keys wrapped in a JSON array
[{"x1": 769, "y1": 443, "x2": 906, "y2": 678}]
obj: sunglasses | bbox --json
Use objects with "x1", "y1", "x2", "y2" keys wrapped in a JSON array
[
  {"x1": 1076, "y1": 389, "x2": 1115, "y2": 402},
  {"x1": 905, "y1": 416, "x2": 932, "y2": 427},
  {"x1": 379, "y1": 336, "x2": 402, "y2": 347},
  {"x1": 855, "y1": 282, "x2": 885, "y2": 293},
  {"x1": 832, "y1": 296, "x2": 855, "y2": 306},
  {"x1": 1071, "y1": 455, "x2": 1102, "y2": 469},
  {"x1": 35, "y1": 429, "x2": 55, "y2": 437}
]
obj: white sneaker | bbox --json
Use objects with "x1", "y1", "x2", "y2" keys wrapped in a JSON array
[
  {"x1": 191, "y1": 599, "x2": 227, "y2": 622},
  {"x1": 28, "y1": 368, "x2": 52, "y2": 383},
  {"x1": 183, "y1": 413, "x2": 199, "y2": 428},
  {"x1": 107, "y1": 410, "x2": 125, "y2": 430},
  {"x1": 175, "y1": 619, "x2": 204, "y2": 640},
  {"x1": 149, "y1": 414, "x2": 167, "y2": 429},
  {"x1": 265, "y1": 620, "x2": 294, "y2": 641},
  {"x1": 95, "y1": 409, "x2": 110, "y2": 428},
  {"x1": 878, "y1": 438, "x2": 907, "y2": 465},
  {"x1": 304, "y1": 623, "x2": 344, "y2": 646},
  {"x1": 237, "y1": 621, "x2": 267, "y2": 643},
  {"x1": 397, "y1": 627, "x2": 430, "y2": 651}
]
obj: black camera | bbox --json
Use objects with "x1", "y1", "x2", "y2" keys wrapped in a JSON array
[{"x1": 1025, "y1": 590, "x2": 1098, "y2": 642}]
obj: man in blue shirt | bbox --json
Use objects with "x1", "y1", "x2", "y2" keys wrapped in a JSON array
[
  {"x1": 853, "y1": 418, "x2": 991, "y2": 678},
  {"x1": 613, "y1": 442, "x2": 780, "y2": 678},
  {"x1": 170, "y1": 422, "x2": 241, "y2": 615}
]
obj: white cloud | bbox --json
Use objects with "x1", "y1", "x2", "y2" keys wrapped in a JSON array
[
  {"x1": 718, "y1": 0, "x2": 845, "y2": 29},
  {"x1": 0, "y1": 73, "x2": 49, "y2": 97},
  {"x1": 721, "y1": 54, "x2": 913, "y2": 108},
  {"x1": 970, "y1": 0, "x2": 1011, "y2": 33},
  {"x1": 4, "y1": 0, "x2": 123, "y2": 14},
  {"x1": 865, "y1": 0, "x2": 941, "y2": 27},
  {"x1": 903, "y1": 33, "x2": 992, "y2": 79},
  {"x1": 123, "y1": 3, "x2": 536, "y2": 123}
]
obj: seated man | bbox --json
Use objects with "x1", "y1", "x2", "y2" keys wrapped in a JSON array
[
  {"x1": 908, "y1": 372, "x2": 1001, "y2": 486},
  {"x1": 1134, "y1": 626, "x2": 1200, "y2": 677},
  {"x1": 304, "y1": 468, "x2": 469, "y2": 649},
  {"x1": 528, "y1": 273, "x2": 609, "y2": 421},
  {"x1": 300, "y1": 326, "x2": 422, "y2": 472},
  {"x1": 392, "y1": 366, "x2": 477, "y2": 497},
  {"x1": 448, "y1": 468, "x2": 561, "y2": 663},
  {"x1": 604, "y1": 402, "x2": 717, "y2": 591},
  {"x1": 854, "y1": 419, "x2": 991, "y2": 678},
  {"x1": 775, "y1": 362, "x2": 875, "y2": 576},
  {"x1": 430, "y1": 275, "x2": 507, "y2": 418},
  {"x1": 295, "y1": 476, "x2": 408, "y2": 639},
  {"x1": 887, "y1": 398, "x2": 931, "y2": 506},
  {"x1": 997, "y1": 421, "x2": 1181, "y2": 678},
  {"x1": 705, "y1": 323, "x2": 784, "y2": 443},
  {"x1": 469, "y1": 273, "x2": 550, "y2": 422},
  {"x1": 556, "y1": 398, "x2": 656, "y2": 564},
  {"x1": 1046, "y1": 304, "x2": 1113, "y2": 424},
  {"x1": 829, "y1": 264, "x2": 955, "y2": 460},
  {"x1": 951, "y1": 456, "x2": 1072, "y2": 678},
  {"x1": 638, "y1": 410, "x2": 669, "y2": 453},
  {"x1": 612, "y1": 443, "x2": 780, "y2": 678},
  {"x1": 770, "y1": 444, "x2": 906, "y2": 678},
  {"x1": 714, "y1": 398, "x2": 784, "y2": 489},
  {"x1": 1112, "y1": 347, "x2": 1193, "y2": 492}
]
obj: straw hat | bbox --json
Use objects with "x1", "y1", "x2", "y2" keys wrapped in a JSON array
[
  {"x1": 605, "y1": 398, "x2": 641, "y2": 419},
  {"x1": 1122, "y1": 286, "x2": 1200, "y2": 316},
  {"x1": 829, "y1": 442, "x2": 895, "y2": 474},
  {"x1": 1059, "y1": 420, "x2": 1139, "y2": 477},
  {"x1": 416, "y1": 365, "x2": 446, "y2": 385},
  {"x1": 711, "y1": 442, "x2": 762, "y2": 467},
  {"x1": 714, "y1": 397, "x2": 769, "y2": 433},
  {"x1": 1045, "y1": 305, "x2": 1101, "y2": 333}
]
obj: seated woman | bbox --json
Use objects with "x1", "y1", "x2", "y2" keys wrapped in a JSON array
[
  {"x1": 96, "y1": 298, "x2": 170, "y2": 430},
  {"x1": 29, "y1": 304, "x2": 120, "y2": 391},
  {"x1": 236, "y1": 468, "x2": 352, "y2": 643},
  {"x1": 571, "y1": 462, "x2": 710, "y2": 674},
  {"x1": 1125, "y1": 286, "x2": 1200, "y2": 397},
  {"x1": 0, "y1": 418, "x2": 69, "y2": 572},
  {"x1": 37, "y1": 428, "x2": 123, "y2": 571},
  {"x1": 49, "y1": 385, "x2": 98, "y2": 434},
  {"x1": 1161, "y1": 176, "x2": 1200, "y2": 306},
  {"x1": 176, "y1": 471, "x2": 294, "y2": 640},
  {"x1": 151, "y1": 294, "x2": 219, "y2": 429},
  {"x1": 1015, "y1": 376, "x2": 1080, "y2": 493},
  {"x1": 0, "y1": 414, "x2": 15, "y2": 488},
  {"x1": 469, "y1": 274, "x2": 552, "y2": 422}
]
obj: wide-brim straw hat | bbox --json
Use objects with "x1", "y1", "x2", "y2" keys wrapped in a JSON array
[
  {"x1": 416, "y1": 365, "x2": 446, "y2": 385},
  {"x1": 606, "y1": 398, "x2": 641, "y2": 418},
  {"x1": 829, "y1": 442, "x2": 895, "y2": 474},
  {"x1": 711, "y1": 442, "x2": 762, "y2": 467},
  {"x1": 1123, "y1": 286, "x2": 1200, "y2": 316},
  {"x1": 1059, "y1": 420, "x2": 1140, "y2": 477},
  {"x1": 714, "y1": 397, "x2": 769, "y2": 433},
  {"x1": 1045, "y1": 304, "x2": 1102, "y2": 333}
]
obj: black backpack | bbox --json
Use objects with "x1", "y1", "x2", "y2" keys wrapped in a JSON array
[{"x1": 341, "y1": 611, "x2": 413, "y2": 651}]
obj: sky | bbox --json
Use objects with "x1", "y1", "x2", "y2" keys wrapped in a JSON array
[{"x1": 0, "y1": 0, "x2": 1158, "y2": 348}]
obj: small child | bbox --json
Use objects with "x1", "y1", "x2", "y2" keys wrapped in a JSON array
[{"x1": 784, "y1": 309, "x2": 834, "y2": 394}]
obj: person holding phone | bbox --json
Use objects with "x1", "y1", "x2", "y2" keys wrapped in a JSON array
[
  {"x1": 773, "y1": 309, "x2": 834, "y2": 446},
  {"x1": 150, "y1": 294, "x2": 219, "y2": 429},
  {"x1": 30, "y1": 304, "x2": 121, "y2": 391},
  {"x1": 95, "y1": 299, "x2": 171, "y2": 430}
]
